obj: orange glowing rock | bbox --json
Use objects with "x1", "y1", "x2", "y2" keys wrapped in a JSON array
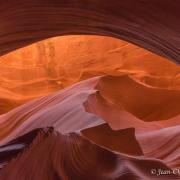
[{"x1": 0, "y1": 35, "x2": 179, "y2": 114}]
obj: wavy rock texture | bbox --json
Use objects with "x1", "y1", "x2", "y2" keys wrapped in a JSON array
[
  {"x1": 0, "y1": 128, "x2": 179, "y2": 180},
  {"x1": 0, "y1": 0, "x2": 180, "y2": 179},
  {"x1": 0, "y1": 36, "x2": 180, "y2": 114},
  {"x1": 0, "y1": 74, "x2": 179, "y2": 179},
  {"x1": 0, "y1": 0, "x2": 180, "y2": 64}
]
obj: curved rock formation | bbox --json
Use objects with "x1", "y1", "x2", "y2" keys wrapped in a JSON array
[
  {"x1": 0, "y1": 35, "x2": 180, "y2": 114},
  {"x1": 0, "y1": 0, "x2": 180, "y2": 63},
  {"x1": 0, "y1": 74, "x2": 179, "y2": 179},
  {"x1": 0, "y1": 1, "x2": 179, "y2": 179},
  {"x1": 0, "y1": 128, "x2": 179, "y2": 180}
]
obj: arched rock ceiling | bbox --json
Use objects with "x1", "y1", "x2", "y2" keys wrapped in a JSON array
[{"x1": 0, "y1": 0, "x2": 180, "y2": 63}]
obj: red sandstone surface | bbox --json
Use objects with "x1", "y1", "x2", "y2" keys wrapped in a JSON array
[
  {"x1": 0, "y1": 1, "x2": 180, "y2": 179},
  {"x1": 0, "y1": 36, "x2": 179, "y2": 179},
  {"x1": 0, "y1": 36, "x2": 179, "y2": 114}
]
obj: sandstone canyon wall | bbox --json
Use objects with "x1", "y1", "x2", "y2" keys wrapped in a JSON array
[
  {"x1": 0, "y1": 0, "x2": 180, "y2": 63},
  {"x1": 0, "y1": 36, "x2": 180, "y2": 114},
  {"x1": 0, "y1": 0, "x2": 179, "y2": 180}
]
